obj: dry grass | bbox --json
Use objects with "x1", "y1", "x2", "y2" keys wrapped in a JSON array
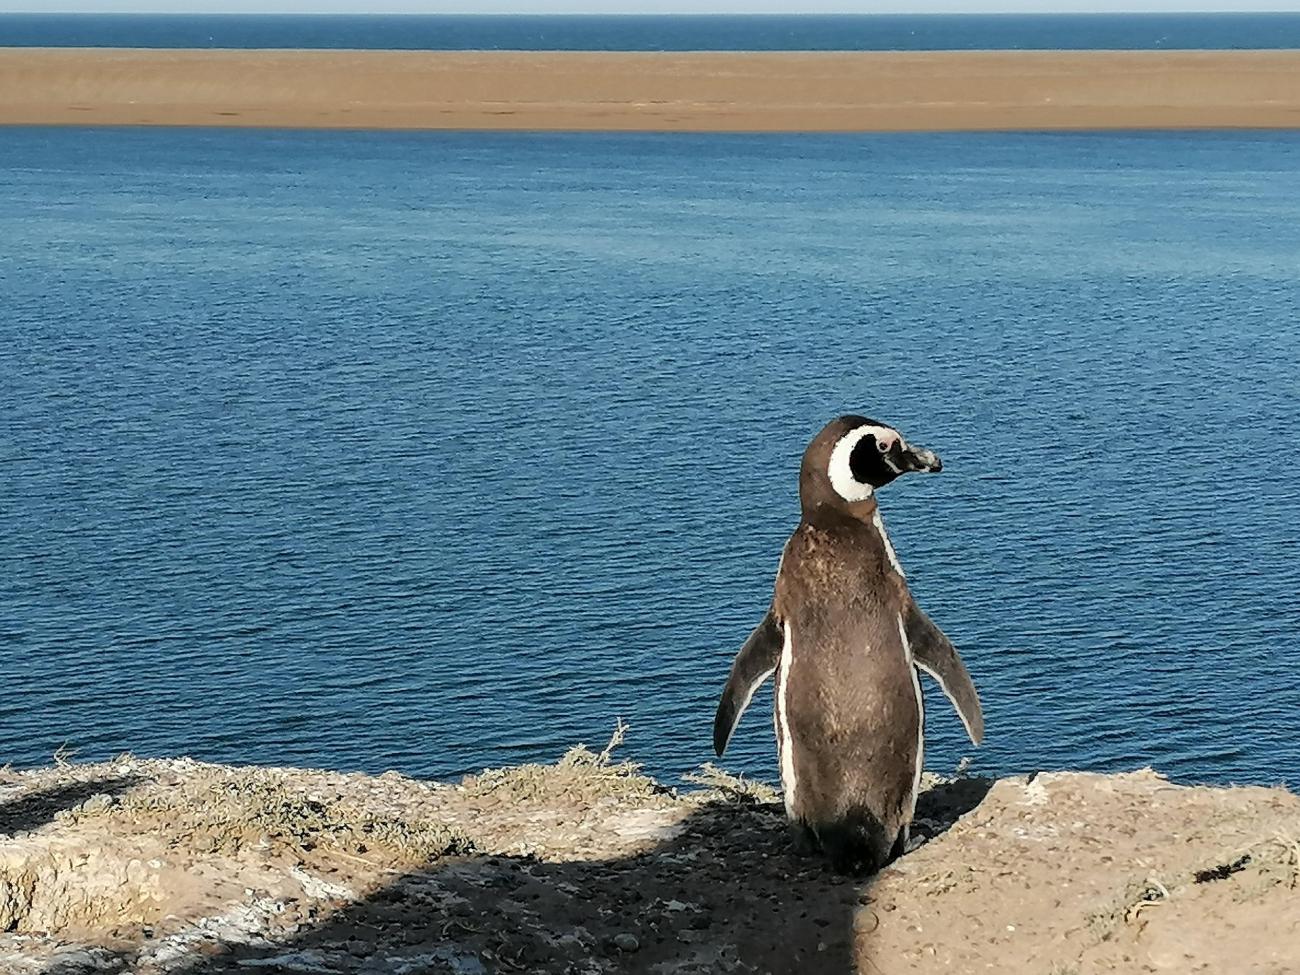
[
  {"x1": 1087, "y1": 875, "x2": 1174, "y2": 941},
  {"x1": 60, "y1": 765, "x2": 474, "y2": 864},
  {"x1": 1222, "y1": 831, "x2": 1300, "y2": 898},
  {"x1": 457, "y1": 721, "x2": 666, "y2": 806},
  {"x1": 681, "y1": 763, "x2": 781, "y2": 805}
]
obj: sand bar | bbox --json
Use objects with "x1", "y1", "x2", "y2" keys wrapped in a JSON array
[{"x1": 1, "y1": 48, "x2": 1299, "y2": 132}]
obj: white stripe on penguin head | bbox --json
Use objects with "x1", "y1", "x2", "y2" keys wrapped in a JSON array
[{"x1": 827, "y1": 424, "x2": 901, "y2": 503}]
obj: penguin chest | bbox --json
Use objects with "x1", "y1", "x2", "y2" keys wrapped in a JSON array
[{"x1": 773, "y1": 613, "x2": 925, "y2": 825}]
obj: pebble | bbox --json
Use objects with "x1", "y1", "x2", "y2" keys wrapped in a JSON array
[
  {"x1": 611, "y1": 933, "x2": 640, "y2": 952},
  {"x1": 78, "y1": 794, "x2": 116, "y2": 815}
]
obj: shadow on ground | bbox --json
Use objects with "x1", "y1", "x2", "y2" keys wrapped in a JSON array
[
  {"x1": 914, "y1": 777, "x2": 994, "y2": 844},
  {"x1": 159, "y1": 797, "x2": 859, "y2": 974},
  {"x1": 129, "y1": 779, "x2": 990, "y2": 975},
  {"x1": 0, "y1": 775, "x2": 143, "y2": 837}
]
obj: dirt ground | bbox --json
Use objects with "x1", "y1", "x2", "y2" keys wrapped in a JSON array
[{"x1": 1, "y1": 741, "x2": 1297, "y2": 974}]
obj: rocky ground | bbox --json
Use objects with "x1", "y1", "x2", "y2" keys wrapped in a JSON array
[{"x1": 1, "y1": 736, "x2": 1297, "y2": 975}]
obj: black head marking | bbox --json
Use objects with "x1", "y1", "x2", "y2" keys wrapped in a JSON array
[
  {"x1": 849, "y1": 431, "x2": 898, "y2": 488},
  {"x1": 799, "y1": 414, "x2": 943, "y2": 517}
]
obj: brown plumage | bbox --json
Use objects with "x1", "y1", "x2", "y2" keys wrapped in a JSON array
[{"x1": 713, "y1": 415, "x2": 983, "y2": 875}]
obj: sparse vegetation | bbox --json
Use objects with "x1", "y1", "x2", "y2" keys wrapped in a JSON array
[
  {"x1": 680, "y1": 763, "x2": 781, "y2": 805},
  {"x1": 458, "y1": 721, "x2": 665, "y2": 806},
  {"x1": 2, "y1": 750, "x2": 1297, "y2": 974},
  {"x1": 57, "y1": 761, "x2": 474, "y2": 863}
]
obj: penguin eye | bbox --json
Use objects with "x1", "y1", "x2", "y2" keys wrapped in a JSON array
[{"x1": 876, "y1": 438, "x2": 890, "y2": 453}]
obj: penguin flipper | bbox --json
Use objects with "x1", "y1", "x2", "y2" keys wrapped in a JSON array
[
  {"x1": 712, "y1": 612, "x2": 783, "y2": 757},
  {"x1": 906, "y1": 603, "x2": 985, "y2": 746}
]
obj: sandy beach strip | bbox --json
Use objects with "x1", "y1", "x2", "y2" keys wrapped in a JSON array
[{"x1": 1, "y1": 49, "x2": 1298, "y2": 132}]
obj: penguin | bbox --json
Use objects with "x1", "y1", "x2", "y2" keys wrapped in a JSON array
[{"x1": 712, "y1": 415, "x2": 984, "y2": 874}]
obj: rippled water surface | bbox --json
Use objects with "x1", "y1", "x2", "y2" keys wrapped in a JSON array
[
  {"x1": 6, "y1": 13, "x2": 1300, "y2": 51},
  {"x1": 2, "y1": 128, "x2": 1298, "y2": 788}
]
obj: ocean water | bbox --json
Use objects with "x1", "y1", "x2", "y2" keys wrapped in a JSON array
[
  {"x1": 3, "y1": 13, "x2": 1300, "y2": 52},
  {"x1": 1, "y1": 128, "x2": 1298, "y2": 790}
]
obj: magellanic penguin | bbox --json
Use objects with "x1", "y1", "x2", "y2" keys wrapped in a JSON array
[{"x1": 713, "y1": 415, "x2": 984, "y2": 874}]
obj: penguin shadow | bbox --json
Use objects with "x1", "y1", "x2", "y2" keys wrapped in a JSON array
[
  {"x1": 911, "y1": 776, "x2": 995, "y2": 845},
  {"x1": 38, "y1": 778, "x2": 994, "y2": 975},
  {"x1": 136, "y1": 792, "x2": 883, "y2": 975},
  {"x1": 0, "y1": 775, "x2": 143, "y2": 837}
]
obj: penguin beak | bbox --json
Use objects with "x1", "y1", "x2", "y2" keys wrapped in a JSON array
[{"x1": 899, "y1": 442, "x2": 942, "y2": 474}]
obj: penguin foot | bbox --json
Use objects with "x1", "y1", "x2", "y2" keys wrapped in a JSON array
[
  {"x1": 814, "y1": 822, "x2": 897, "y2": 877},
  {"x1": 788, "y1": 822, "x2": 819, "y2": 857}
]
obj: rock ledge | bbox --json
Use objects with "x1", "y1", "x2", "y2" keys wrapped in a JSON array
[{"x1": 1, "y1": 749, "x2": 1296, "y2": 974}]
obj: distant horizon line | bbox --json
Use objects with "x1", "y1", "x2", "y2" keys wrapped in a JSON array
[{"x1": 4, "y1": 7, "x2": 1295, "y2": 14}]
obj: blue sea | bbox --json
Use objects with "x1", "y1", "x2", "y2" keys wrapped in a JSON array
[
  {"x1": 2, "y1": 127, "x2": 1299, "y2": 790},
  {"x1": 2, "y1": 12, "x2": 1300, "y2": 51}
]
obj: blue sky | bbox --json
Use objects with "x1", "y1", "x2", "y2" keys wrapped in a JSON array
[{"x1": 6, "y1": 1, "x2": 1300, "y2": 12}]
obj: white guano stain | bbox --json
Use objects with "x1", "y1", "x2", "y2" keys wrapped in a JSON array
[{"x1": 289, "y1": 865, "x2": 355, "y2": 902}]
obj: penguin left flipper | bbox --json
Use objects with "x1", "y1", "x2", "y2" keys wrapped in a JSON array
[
  {"x1": 712, "y1": 612, "x2": 783, "y2": 757},
  {"x1": 905, "y1": 602, "x2": 985, "y2": 746}
]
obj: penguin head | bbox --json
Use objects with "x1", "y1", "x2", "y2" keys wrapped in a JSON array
[{"x1": 800, "y1": 414, "x2": 942, "y2": 513}]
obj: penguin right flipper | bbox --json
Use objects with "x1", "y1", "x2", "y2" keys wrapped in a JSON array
[
  {"x1": 905, "y1": 602, "x2": 985, "y2": 746},
  {"x1": 713, "y1": 612, "x2": 784, "y2": 757}
]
